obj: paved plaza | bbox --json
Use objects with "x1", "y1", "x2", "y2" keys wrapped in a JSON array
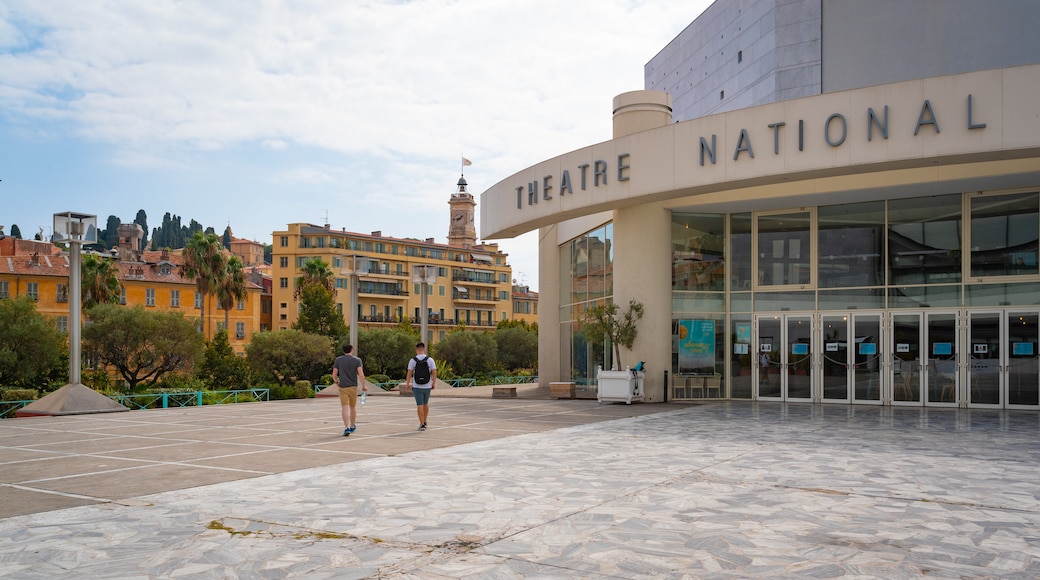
[{"x1": 1, "y1": 389, "x2": 1039, "y2": 578}]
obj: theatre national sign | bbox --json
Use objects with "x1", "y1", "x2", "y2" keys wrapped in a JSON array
[{"x1": 514, "y1": 96, "x2": 985, "y2": 210}]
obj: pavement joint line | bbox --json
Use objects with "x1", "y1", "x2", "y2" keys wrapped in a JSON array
[{"x1": 2, "y1": 482, "x2": 132, "y2": 505}]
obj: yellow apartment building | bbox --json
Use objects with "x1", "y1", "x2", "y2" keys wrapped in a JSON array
[
  {"x1": 0, "y1": 232, "x2": 263, "y2": 354},
  {"x1": 271, "y1": 177, "x2": 514, "y2": 344},
  {"x1": 511, "y1": 284, "x2": 538, "y2": 326}
]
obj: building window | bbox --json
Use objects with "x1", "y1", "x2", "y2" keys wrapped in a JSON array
[
  {"x1": 280, "y1": 256, "x2": 288, "y2": 267},
  {"x1": 194, "y1": 292, "x2": 203, "y2": 308},
  {"x1": 237, "y1": 299, "x2": 245, "y2": 310},
  {"x1": 146, "y1": 288, "x2": 156, "y2": 306},
  {"x1": 280, "y1": 236, "x2": 288, "y2": 247},
  {"x1": 737, "y1": 50, "x2": 743, "y2": 63},
  {"x1": 217, "y1": 321, "x2": 226, "y2": 333},
  {"x1": 56, "y1": 316, "x2": 69, "y2": 334},
  {"x1": 56, "y1": 284, "x2": 69, "y2": 303},
  {"x1": 969, "y1": 191, "x2": 1039, "y2": 278},
  {"x1": 280, "y1": 277, "x2": 289, "y2": 288},
  {"x1": 235, "y1": 322, "x2": 245, "y2": 339},
  {"x1": 0, "y1": 281, "x2": 7, "y2": 299},
  {"x1": 171, "y1": 289, "x2": 181, "y2": 307},
  {"x1": 27, "y1": 282, "x2": 38, "y2": 301},
  {"x1": 121, "y1": 288, "x2": 127, "y2": 305}
]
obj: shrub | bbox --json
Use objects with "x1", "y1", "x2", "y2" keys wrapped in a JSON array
[
  {"x1": 319, "y1": 373, "x2": 334, "y2": 386},
  {"x1": 269, "y1": 385, "x2": 295, "y2": 400},
  {"x1": 293, "y1": 380, "x2": 313, "y2": 399},
  {"x1": 0, "y1": 388, "x2": 39, "y2": 401},
  {"x1": 366, "y1": 373, "x2": 390, "y2": 385}
]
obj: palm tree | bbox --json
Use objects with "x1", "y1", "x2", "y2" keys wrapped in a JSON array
[
  {"x1": 181, "y1": 232, "x2": 227, "y2": 339},
  {"x1": 216, "y1": 255, "x2": 247, "y2": 334},
  {"x1": 81, "y1": 254, "x2": 123, "y2": 309},
  {"x1": 294, "y1": 257, "x2": 336, "y2": 300}
]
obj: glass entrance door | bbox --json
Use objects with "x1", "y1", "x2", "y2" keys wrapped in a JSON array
[
  {"x1": 1007, "y1": 311, "x2": 1040, "y2": 409},
  {"x1": 891, "y1": 313, "x2": 923, "y2": 405},
  {"x1": 821, "y1": 313, "x2": 882, "y2": 404},
  {"x1": 967, "y1": 310, "x2": 1040, "y2": 409},
  {"x1": 756, "y1": 314, "x2": 814, "y2": 401},
  {"x1": 852, "y1": 314, "x2": 882, "y2": 404},
  {"x1": 925, "y1": 312, "x2": 959, "y2": 406}
]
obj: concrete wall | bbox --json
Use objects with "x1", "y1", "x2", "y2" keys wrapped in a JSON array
[
  {"x1": 645, "y1": 0, "x2": 821, "y2": 123},
  {"x1": 822, "y1": 0, "x2": 1040, "y2": 93}
]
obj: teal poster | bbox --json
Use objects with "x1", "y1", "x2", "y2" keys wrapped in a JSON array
[{"x1": 679, "y1": 319, "x2": 716, "y2": 375}]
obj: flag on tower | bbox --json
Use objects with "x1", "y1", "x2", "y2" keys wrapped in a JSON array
[{"x1": 462, "y1": 157, "x2": 472, "y2": 166}]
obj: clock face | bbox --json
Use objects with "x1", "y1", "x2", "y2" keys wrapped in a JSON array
[{"x1": 453, "y1": 211, "x2": 464, "y2": 222}]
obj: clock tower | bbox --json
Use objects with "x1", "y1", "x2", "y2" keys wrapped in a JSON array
[{"x1": 448, "y1": 174, "x2": 477, "y2": 247}]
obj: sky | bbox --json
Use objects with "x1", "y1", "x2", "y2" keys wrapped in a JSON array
[{"x1": 0, "y1": 0, "x2": 712, "y2": 292}]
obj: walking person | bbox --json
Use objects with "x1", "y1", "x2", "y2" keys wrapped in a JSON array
[
  {"x1": 405, "y1": 342, "x2": 436, "y2": 431},
  {"x1": 332, "y1": 344, "x2": 367, "y2": 436}
]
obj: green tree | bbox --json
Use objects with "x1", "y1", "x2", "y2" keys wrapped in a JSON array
[
  {"x1": 10, "y1": 224, "x2": 21, "y2": 239},
  {"x1": 81, "y1": 254, "x2": 123, "y2": 309},
  {"x1": 246, "y1": 329, "x2": 333, "y2": 386},
  {"x1": 358, "y1": 328, "x2": 417, "y2": 378},
  {"x1": 0, "y1": 296, "x2": 66, "y2": 388},
  {"x1": 294, "y1": 257, "x2": 335, "y2": 300},
  {"x1": 432, "y1": 330, "x2": 498, "y2": 377},
  {"x1": 580, "y1": 300, "x2": 644, "y2": 370},
  {"x1": 134, "y1": 209, "x2": 148, "y2": 251},
  {"x1": 222, "y1": 226, "x2": 232, "y2": 250},
  {"x1": 98, "y1": 215, "x2": 121, "y2": 250},
  {"x1": 263, "y1": 243, "x2": 272, "y2": 264},
  {"x1": 197, "y1": 329, "x2": 250, "y2": 390},
  {"x1": 493, "y1": 325, "x2": 538, "y2": 371},
  {"x1": 182, "y1": 231, "x2": 226, "y2": 339},
  {"x1": 216, "y1": 255, "x2": 247, "y2": 332},
  {"x1": 293, "y1": 284, "x2": 347, "y2": 340},
  {"x1": 82, "y1": 304, "x2": 205, "y2": 390}
]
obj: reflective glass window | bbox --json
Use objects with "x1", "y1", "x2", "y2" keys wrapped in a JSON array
[
  {"x1": 888, "y1": 195, "x2": 962, "y2": 284},
  {"x1": 818, "y1": 201, "x2": 885, "y2": 288},
  {"x1": 970, "y1": 192, "x2": 1039, "y2": 278},
  {"x1": 730, "y1": 213, "x2": 752, "y2": 290},
  {"x1": 672, "y1": 213, "x2": 725, "y2": 291},
  {"x1": 757, "y1": 212, "x2": 811, "y2": 286}
]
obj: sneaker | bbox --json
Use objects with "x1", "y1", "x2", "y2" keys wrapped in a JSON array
[
  {"x1": 343, "y1": 429, "x2": 351, "y2": 437},
  {"x1": 418, "y1": 424, "x2": 426, "y2": 431},
  {"x1": 348, "y1": 425, "x2": 356, "y2": 434}
]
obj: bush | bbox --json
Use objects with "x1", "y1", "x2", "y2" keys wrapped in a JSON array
[
  {"x1": 269, "y1": 385, "x2": 296, "y2": 400},
  {"x1": 82, "y1": 368, "x2": 115, "y2": 393},
  {"x1": 158, "y1": 374, "x2": 207, "y2": 391},
  {"x1": 366, "y1": 373, "x2": 390, "y2": 386},
  {"x1": 319, "y1": 373, "x2": 334, "y2": 386},
  {"x1": 293, "y1": 380, "x2": 313, "y2": 399},
  {"x1": 0, "y1": 388, "x2": 39, "y2": 401}
]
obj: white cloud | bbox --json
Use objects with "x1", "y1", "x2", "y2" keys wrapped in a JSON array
[{"x1": 0, "y1": 0, "x2": 712, "y2": 291}]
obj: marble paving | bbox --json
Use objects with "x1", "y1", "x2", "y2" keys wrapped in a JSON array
[{"x1": 2, "y1": 401, "x2": 1040, "y2": 578}]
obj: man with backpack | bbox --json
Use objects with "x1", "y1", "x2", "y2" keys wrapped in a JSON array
[{"x1": 405, "y1": 342, "x2": 437, "y2": 431}]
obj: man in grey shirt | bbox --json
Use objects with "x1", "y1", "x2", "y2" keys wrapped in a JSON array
[{"x1": 332, "y1": 344, "x2": 367, "y2": 436}]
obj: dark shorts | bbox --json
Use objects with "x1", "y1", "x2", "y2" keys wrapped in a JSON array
[{"x1": 413, "y1": 387, "x2": 431, "y2": 405}]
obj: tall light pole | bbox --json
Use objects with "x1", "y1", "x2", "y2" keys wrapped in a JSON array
[
  {"x1": 17, "y1": 212, "x2": 128, "y2": 416},
  {"x1": 412, "y1": 265, "x2": 437, "y2": 343},
  {"x1": 344, "y1": 255, "x2": 370, "y2": 349}
]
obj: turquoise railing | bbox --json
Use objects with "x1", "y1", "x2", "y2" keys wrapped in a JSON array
[
  {"x1": 0, "y1": 400, "x2": 32, "y2": 419},
  {"x1": 109, "y1": 389, "x2": 270, "y2": 411}
]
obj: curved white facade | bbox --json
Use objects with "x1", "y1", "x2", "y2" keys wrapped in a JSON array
[{"x1": 481, "y1": 62, "x2": 1040, "y2": 409}]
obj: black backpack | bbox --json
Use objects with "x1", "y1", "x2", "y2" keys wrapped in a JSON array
[{"x1": 412, "y1": 356, "x2": 431, "y2": 384}]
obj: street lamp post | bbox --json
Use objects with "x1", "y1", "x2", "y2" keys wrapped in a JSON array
[
  {"x1": 55, "y1": 212, "x2": 96, "y2": 386},
  {"x1": 412, "y1": 265, "x2": 437, "y2": 343},
  {"x1": 16, "y1": 212, "x2": 128, "y2": 416}
]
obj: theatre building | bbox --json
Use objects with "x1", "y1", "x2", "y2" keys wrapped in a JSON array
[{"x1": 480, "y1": 0, "x2": 1040, "y2": 409}]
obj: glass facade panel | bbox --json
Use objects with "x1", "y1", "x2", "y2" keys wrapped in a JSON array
[
  {"x1": 560, "y1": 224, "x2": 614, "y2": 386},
  {"x1": 672, "y1": 292, "x2": 725, "y2": 313},
  {"x1": 818, "y1": 288, "x2": 886, "y2": 311},
  {"x1": 730, "y1": 213, "x2": 752, "y2": 290},
  {"x1": 730, "y1": 316, "x2": 753, "y2": 399},
  {"x1": 970, "y1": 192, "x2": 1039, "y2": 278},
  {"x1": 965, "y1": 283, "x2": 1040, "y2": 307},
  {"x1": 818, "y1": 201, "x2": 885, "y2": 288},
  {"x1": 672, "y1": 213, "x2": 725, "y2": 291},
  {"x1": 757, "y1": 212, "x2": 811, "y2": 286},
  {"x1": 889, "y1": 195, "x2": 962, "y2": 284},
  {"x1": 889, "y1": 285, "x2": 961, "y2": 309},
  {"x1": 754, "y1": 291, "x2": 816, "y2": 311}
]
